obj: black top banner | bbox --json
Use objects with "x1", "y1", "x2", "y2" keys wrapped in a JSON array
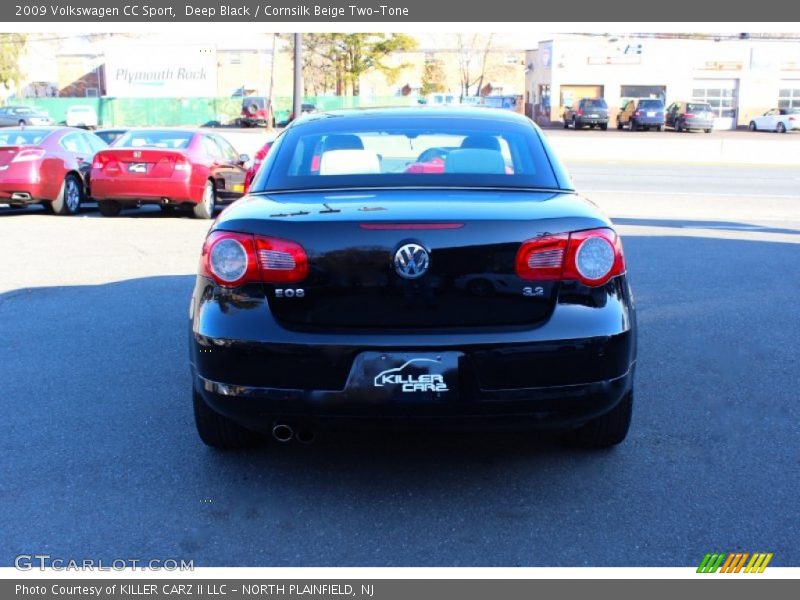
[{"x1": 4, "y1": 0, "x2": 800, "y2": 22}]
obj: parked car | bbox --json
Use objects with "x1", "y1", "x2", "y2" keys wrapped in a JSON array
[
  {"x1": 94, "y1": 128, "x2": 128, "y2": 146},
  {"x1": 243, "y1": 139, "x2": 274, "y2": 193},
  {"x1": 617, "y1": 98, "x2": 665, "y2": 131},
  {"x1": 748, "y1": 108, "x2": 799, "y2": 133},
  {"x1": 239, "y1": 96, "x2": 273, "y2": 127},
  {"x1": 65, "y1": 105, "x2": 99, "y2": 129},
  {"x1": 665, "y1": 101, "x2": 715, "y2": 133},
  {"x1": 189, "y1": 107, "x2": 637, "y2": 449},
  {"x1": 0, "y1": 105, "x2": 53, "y2": 127},
  {"x1": 0, "y1": 126, "x2": 106, "y2": 214},
  {"x1": 563, "y1": 98, "x2": 609, "y2": 130},
  {"x1": 288, "y1": 103, "x2": 317, "y2": 123},
  {"x1": 90, "y1": 128, "x2": 249, "y2": 219}
]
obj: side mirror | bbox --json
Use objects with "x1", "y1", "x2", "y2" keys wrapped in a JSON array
[{"x1": 238, "y1": 153, "x2": 250, "y2": 165}]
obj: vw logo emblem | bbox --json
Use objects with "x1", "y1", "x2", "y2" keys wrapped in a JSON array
[{"x1": 394, "y1": 243, "x2": 430, "y2": 280}]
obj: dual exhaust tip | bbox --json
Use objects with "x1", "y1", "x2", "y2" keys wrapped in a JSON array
[{"x1": 272, "y1": 423, "x2": 315, "y2": 444}]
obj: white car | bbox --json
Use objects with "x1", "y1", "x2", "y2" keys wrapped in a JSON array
[
  {"x1": 65, "y1": 105, "x2": 99, "y2": 129},
  {"x1": 749, "y1": 108, "x2": 799, "y2": 133}
]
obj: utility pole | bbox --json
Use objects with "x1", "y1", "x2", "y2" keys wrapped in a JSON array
[
  {"x1": 293, "y1": 33, "x2": 302, "y2": 122},
  {"x1": 268, "y1": 33, "x2": 278, "y2": 129}
]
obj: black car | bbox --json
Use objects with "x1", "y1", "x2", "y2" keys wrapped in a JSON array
[
  {"x1": 189, "y1": 107, "x2": 637, "y2": 449},
  {"x1": 665, "y1": 102, "x2": 714, "y2": 133},
  {"x1": 93, "y1": 128, "x2": 128, "y2": 146},
  {"x1": 563, "y1": 98, "x2": 609, "y2": 130}
]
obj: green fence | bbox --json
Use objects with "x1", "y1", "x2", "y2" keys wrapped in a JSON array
[{"x1": 17, "y1": 96, "x2": 417, "y2": 128}]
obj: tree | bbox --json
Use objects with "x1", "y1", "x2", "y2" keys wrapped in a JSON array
[
  {"x1": 301, "y1": 33, "x2": 417, "y2": 96},
  {"x1": 456, "y1": 33, "x2": 494, "y2": 98},
  {"x1": 421, "y1": 60, "x2": 447, "y2": 96},
  {"x1": 0, "y1": 34, "x2": 28, "y2": 95}
]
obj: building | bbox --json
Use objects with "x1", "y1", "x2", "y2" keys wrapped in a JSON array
[{"x1": 525, "y1": 34, "x2": 800, "y2": 129}]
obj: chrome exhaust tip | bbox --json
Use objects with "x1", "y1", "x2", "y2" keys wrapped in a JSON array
[{"x1": 271, "y1": 423, "x2": 294, "y2": 443}]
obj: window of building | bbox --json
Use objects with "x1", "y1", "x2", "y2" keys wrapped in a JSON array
[{"x1": 778, "y1": 83, "x2": 800, "y2": 110}]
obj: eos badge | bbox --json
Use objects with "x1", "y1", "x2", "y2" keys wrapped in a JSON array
[{"x1": 275, "y1": 288, "x2": 305, "y2": 298}]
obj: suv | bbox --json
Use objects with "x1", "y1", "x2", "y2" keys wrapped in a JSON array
[
  {"x1": 617, "y1": 98, "x2": 665, "y2": 131},
  {"x1": 563, "y1": 98, "x2": 609, "y2": 130},
  {"x1": 239, "y1": 96, "x2": 273, "y2": 128},
  {"x1": 665, "y1": 101, "x2": 714, "y2": 133}
]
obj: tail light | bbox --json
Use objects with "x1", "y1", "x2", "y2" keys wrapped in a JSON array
[
  {"x1": 515, "y1": 228, "x2": 625, "y2": 287},
  {"x1": 634, "y1": 111, "x2": 641, "y2": 117},
  {"x1": 174, "y1": 156, "x2": 191, "y2": 172},
  {"x1": 577, "y1": 110, "x2": 583, "y2": 116},
  {"x1": 199, "y1": 231, "x2": 308, "y2": 287},
  {"x1": 11, "y1": 148, "x2": 45, "y2": 163},
  {"x1": 92, "y1": 153, "x2": 120, "y2": 171},
  {"x1": 683, "y1": 113, "x2": 695, "y2": 119}
]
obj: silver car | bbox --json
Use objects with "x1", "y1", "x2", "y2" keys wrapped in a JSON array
[{"x1": 0, "y1": 105, "x2": 54, "y2": 127}]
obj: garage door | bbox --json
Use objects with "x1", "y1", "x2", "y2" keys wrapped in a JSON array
[{"x1": 692, "y1": 79, "x2": 739, "y2": 130}]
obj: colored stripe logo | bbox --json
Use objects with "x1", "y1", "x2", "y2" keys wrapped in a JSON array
[{"x1": 697, "y1": 552, "x2": 773, "y2": 573}]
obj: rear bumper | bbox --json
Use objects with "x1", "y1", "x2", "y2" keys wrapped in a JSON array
[
  {"x1": 633, "y1": 117, "x2": 665, "y2": 126},
  {"x1": 91, "y1": 178, "x2": 201, "y2": 204},
  {"x1": 576, "y1": 116, "x2": 608, "y2": 125},
  {"x1": 189, "y1": 275, "x2": 637, "y2": 432},
  {"x1": 0, "y1": 180, "x2": 49, "y2": 203},
  {"x1": 683, "y1": 118, "x2": 715, "y2": 130}
]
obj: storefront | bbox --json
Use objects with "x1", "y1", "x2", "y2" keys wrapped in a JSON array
[{"x1": 525, "y1": 35, "x2": 800, "y2": 129}]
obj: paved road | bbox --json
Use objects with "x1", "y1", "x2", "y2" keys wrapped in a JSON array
[{"x1": 1, "y1": 162, "x2": 799, "y2": 567}]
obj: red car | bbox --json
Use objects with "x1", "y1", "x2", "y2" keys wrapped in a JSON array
[
  {"x1": 0, "y1": 126, "x2": 106, "y2": 215},
  {"x1": 91, "y1": 129, "x2": 249, "y2": 219},
  {"x1": 243, "y1": 139, "x2": 273, "y2": 193}
]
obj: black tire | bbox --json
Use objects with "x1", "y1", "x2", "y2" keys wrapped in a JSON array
[
  {"x1": 629, "y1": 120, "x2": 637, "y2": 131},
  {"x1": 51, "y1": 174, "x2": 83, "y2": 215},
  {"x1": 566, "y1": 391, "x2": 633, "y2": 448},
  {"x1": 97, "y1": 200, "x2": 122, "y2": 217},
  {"x1": 704, "y1": 128, "x2": 712, "y2": 134},
  {"x1": 193, "y1": 389, "x2": 263, "y2": 449},
  {"x1": 749, "y1": 121, "x2": 757, "y2": 131},
  {"x1": 572, "y1": 117, "x2": 579, "y2": 130},
  {"x1": 159, "y1": 204, "x2": 177, "y2": 215},
  {"x1": 676, "y1": 120, "x2": 683, "y2": 132},
  {"x1": 656, "y1": 125, "x2": 663, "y2": 132},
  {"x1": 599, "y1": 123, "x2": 608, "y2": 131},
  {"x1": 18, "y1": 120, "x2": 26, "y2": 126},
  {"x1": 616, "y1": 120, "x2": 623, "y2": 130},
  {"x1": 563, "y1": 119, "x2": 569, "y2": 129},
  {"x1": 192, "y1": 180, "x2": 216, "y2": 219},
  {"x1": 777, "y1": 122, "x2": 787, "y2": 134}
]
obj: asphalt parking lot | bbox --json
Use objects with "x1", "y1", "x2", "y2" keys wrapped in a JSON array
[{"x1": 1, "y1": 138, "x2": 799, "y2": 566}]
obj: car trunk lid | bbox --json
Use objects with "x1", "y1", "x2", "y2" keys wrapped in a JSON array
[{"x1": 218, "y1": 190, "x2": 611, "y2": 331}]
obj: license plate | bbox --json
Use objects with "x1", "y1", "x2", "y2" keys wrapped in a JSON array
[
  {"x1": 232, "y1": 184, "x2": 244, "y2": 193},
  {"x1": 128, "y1": 162, "x2": 147, "y2": 173},
  {"x1": 588, "y1": 113, "x2": 599, "y2": 118},
  {"x1": 647, "y1": 111, "x2": 656, "y2": 117},
  {"x1": 348, "y1": 351, "x2": 461, "y2": 402}
]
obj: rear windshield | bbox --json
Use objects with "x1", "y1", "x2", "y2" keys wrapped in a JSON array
[
  {"x1": 114, "y1": 130, "x2": 194, "y2": 149},
  {"x1": 0, "y1": 129, "x2": 51, "y2": 146},
  {"x1": 584, "y1": 99, "x2": 607, "y2": 108},
  {"x1": 687, "y1": 103, "x2": 712, "y2": 112},
  {"x1": 638, "y1": 99, "x2": 664, "y2": 108},
  {"x1": 253, "y1": 115, "x2": 560, "y2": 192}
]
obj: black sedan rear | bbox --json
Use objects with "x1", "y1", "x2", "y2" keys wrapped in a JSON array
[{"x1": 188, "y1": 108, "x2": 637, "y2": 449}]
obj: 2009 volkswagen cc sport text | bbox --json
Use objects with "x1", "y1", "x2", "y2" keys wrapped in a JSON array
[{"x1": 188, "y1": 108, "x2": 637, "y2": 449}]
